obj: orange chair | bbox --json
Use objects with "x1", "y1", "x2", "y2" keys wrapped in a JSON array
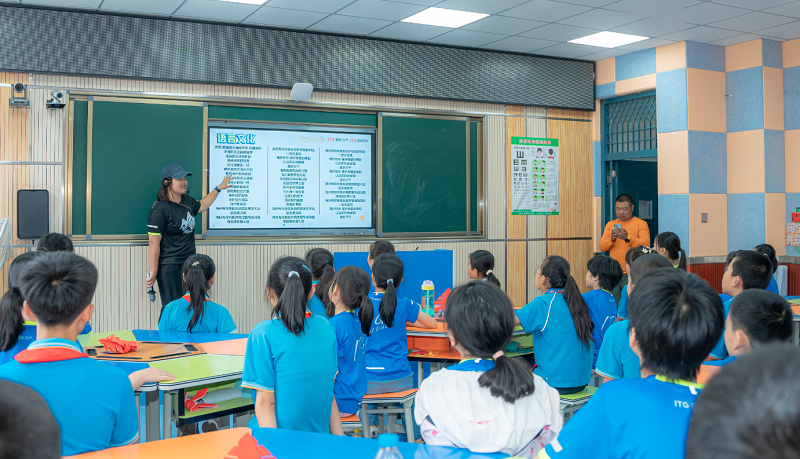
[
  {"x1": 341, "y1": 413, "x2": 363, "y2": 436},
  {"x1": 360, "y1": 389, "x2": 418, "y2": 441}
]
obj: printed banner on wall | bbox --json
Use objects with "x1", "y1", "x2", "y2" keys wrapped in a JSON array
[{"x1": 510, "y1": 137, "x2": 559, "y2": 216}]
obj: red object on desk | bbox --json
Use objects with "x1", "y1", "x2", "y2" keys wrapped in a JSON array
[
  {"x1": 98, "y1": 335, "x2": 138, "y2": 354},
  {"x1": 434, "y1": 288, "x2": 451, "y2": 313},
  {"x1": 185, "y1": 388, "x2": 218, "y2": 412},
  {"x1": 225, "y1": 433, "x2": 277, "y2": 459}
]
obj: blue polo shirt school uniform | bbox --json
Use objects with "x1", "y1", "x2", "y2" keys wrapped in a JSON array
[
  {"x1": 0, "y1": 338, "x2": 139, "y2": 456},
  {"x1": 582, "y1": 289, "x2": 617, "y2": 367},
  {"x1": 540, "y1": 376, "x2": 703, "y2": 459},
  {"x1": 307, "y1": 281, "x2": 330, "y2": 320},
  {"x1": 709, "y1": 298, "x2": 733, "y2": 359},
  {"x1": 617, "y1": 285, "x2": 629, "y2": 319},
  {"x1": 0, "y1": 322, "x2": 36, "y2": 365},
  {"x1": 158, "y1": 293, "x2": 236, "y2": 333},
  {"x1": 242, "y1": 313, "x2": 338, "y2": 433},
  {"x1": 767, "y1": 276, "x2": 779, "y2": 294},
  {"x1": 329, "y1": 310, "x2": 367, "y2": 414},
  {"x1": 515, "y1": 289, "x2": 593, "y2": 388},
  {"x1": 595, "y1": 321, "x2": 640, "y2": 380},
  {"x1": 365, "y1": 292, "x2": 421, "y2": 381}
]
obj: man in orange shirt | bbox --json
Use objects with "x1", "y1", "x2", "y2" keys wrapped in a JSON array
[{"x1": 599, "y1": 194, "x2": 651, "y2": 303}]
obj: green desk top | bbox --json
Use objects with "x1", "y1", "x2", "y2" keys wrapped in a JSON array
[
  {"x1": 150, "y1": 354, "x2": 245, "y2": 389},
  {"x1": 78, "y1": 330, "x2": 137, "y2": 348}
]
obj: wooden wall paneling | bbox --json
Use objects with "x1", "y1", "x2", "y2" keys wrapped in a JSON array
[
  {"x1": 485, "y1": 116, "x2": 506, "y2": 241},
  {"x1": 525, "y1": 111, "x2": 547, "y2": 303},
  {"x1": 505, "y1": 105, "x2": 527, "y2": 307},
  {"x1": 546, "y1": 240, "x2": 594, "y2": 292}
]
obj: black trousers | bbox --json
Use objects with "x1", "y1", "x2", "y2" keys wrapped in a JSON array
[{"x1": 156, "y1": 263, "x2": 184, "y2": 320}]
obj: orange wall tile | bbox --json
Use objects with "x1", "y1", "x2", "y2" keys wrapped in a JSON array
[
  {"x1": 765, "y1": 193, "x2": 787, "y2": 256},
  {"x1": 784, "y1": 38, "x2": 800, "y2": 69},
  {"x1": 689, "y1": 194, "x2": 728, "y2": 257},
  {"x1": 687, "y1": 68, "x2": 726, "y2": 133},
  {"x1": 787, "y1": 130, "x2": 800, "y2": 192},
  {"x1": 658, "y1": 131, "x2": 689, "y2": 194},
  {"x1": 727, "y1": 129, "x2": 765, "y2": 194},
  {"x1": 596, "y1": 58, "x2": 615, "y2": 85},
  {"x1": 726, "y1": 39, "x2": 763, "y2": 72},
  {"x1": 763, "y1": 66, "x2": 785, "y2": 131},
  {"x1": 615, "y1": 74, "x2": 657, "y2": 96},
  {"x1": 656, "y1": 41, "x2": 686, "y2": 73}
]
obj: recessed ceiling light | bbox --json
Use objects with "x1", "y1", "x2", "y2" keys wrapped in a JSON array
[
  {"x1": 569, "y1": 31, "x2": 648, "y2": 48},
  {"x1": 402, "y1": 7, "x2": 489, "y2": 28},
  {"x1": 219, "y1": 0, "x2": 267, "y2": 5}
]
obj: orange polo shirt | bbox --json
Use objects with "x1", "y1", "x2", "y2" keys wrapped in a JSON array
[{"x1": 599, "y1": 217, "x2": 651, "y2": 274}]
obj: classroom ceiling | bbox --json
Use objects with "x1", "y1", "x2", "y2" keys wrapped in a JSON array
[{"x1": 7, "y1": 0, "x2": 800, "y2": 61}]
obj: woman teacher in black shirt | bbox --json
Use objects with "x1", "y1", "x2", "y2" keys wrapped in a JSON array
[{"x1": 145, "y1": 164, "x2": 232, "y2": 311}]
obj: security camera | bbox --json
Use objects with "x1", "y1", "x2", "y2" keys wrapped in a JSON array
[
  {"x1": 13, "y1": 83, "x2": 25, "y2": 93},
  {"x1": 46, "y1": 90, "x2": 65, "y2": 109},
  {"x1": 9, "y1": 83, "x2": 29, "y2": 107}
]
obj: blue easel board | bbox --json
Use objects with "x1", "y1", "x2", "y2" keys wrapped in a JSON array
[{"x1": 333, "y1": 250, "x2": 453, "y2": 301}]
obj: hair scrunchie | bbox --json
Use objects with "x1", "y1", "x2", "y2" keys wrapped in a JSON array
[
  {"x1": 288, "y1": 271, "x2": 300, "y2": 278},
  {"x1": 493, "y1": 350, "x2": 504, "y2": 359},
  {"x1": 387, "y1": 279, "x2": 394, "y2": 285}
]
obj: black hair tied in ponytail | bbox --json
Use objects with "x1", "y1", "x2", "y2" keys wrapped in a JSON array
[
  {"x1": 267, "y1": 256, "x2": 313, "y2": 336},
  {"x1": 540, "y1": 256, "x2": 594, "y2": 349},
  {"x1": 328, "y1": 266, "x2": 374, "y2": 336},
  {"x1": 372, "y1": 254, "x2": 404, "y2": 328},
  {"x1": 182, "y1": 254, "x2": 215, "y2": 333},
  {"x1": 469, "y1": 250, "x2": 500, "y2": 288},
  {"x1": 305, "y1": 248, "x2": 335, "y2": 308},
  {"x1": 0, "y1": 252, "x2": 44, "y2": 351},
  {"x1": 444, "y1": 281, "x2": 535, "y2": 403},
  {"x1": 656, "y1": 232, "x2": 686, "y2": 271}
]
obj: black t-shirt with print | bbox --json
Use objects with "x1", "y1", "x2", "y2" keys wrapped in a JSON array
[{"x1": 147, "y1": 195, "x2": 202, "y2": 265}]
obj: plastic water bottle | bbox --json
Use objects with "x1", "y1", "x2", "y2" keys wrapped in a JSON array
[
  {"x1": 421, "y1": 280, "x2": 435, "y2": 316},
  {"x1": 374, "y1": 434, "x2": 403, "y2": 459}
]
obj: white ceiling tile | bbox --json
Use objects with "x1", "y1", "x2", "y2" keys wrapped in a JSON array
[
  {"x1": 462, "y1": 15, "x2": 547, "y2": 35},
  {"x1": 707, "y1": 0, "x2": 796, "y2": 11},
  {"x1": 709, "y1": 12, "x2": 796, "y2": 32},
  {"x1": 336, "y1": 0, "x2": 427, "y2": 21},
  {"x1": 604, "y1": 0, "x2": 702, "y2": 16},
  {"x1": 261, "y1": 0, "x2": 357, "y2": 14},
  {"x1": 307, "y1": 14, "x2": 392, "y2": 35},
  {"x1": 427, "y1": 29, "x2": 507, "y2": 47},
  {"x1": 499, "y1": 0, "x2": 593, "y2": 22},
  {"x1": 519, "y1": 23, "x2": 599, "y2": 41},
  {"x1": 764, "y1": 1, "x2": 800, "y2": 19},
  {"x1": 558, "y1": 0, "x2": 618, "y2": 7},
  {"x1": 534, "y1": 42, "x2": 598, "y2": 58},
  {"x1": 558, "y1": 8, "x2": 645, "y2": 29},
  {"x1": 21, "y1": 0, "x2": 100, "y2": 8},
  {"x1": 613, "y1": 18, "x2": 692, "y2": 37},
  {"x1": 617, "y1": 37, "x2": 676, "y2": 51},
  {"x1": 242, "y1": 6, "x2": 328, "y2": 28},
  {"x1": 579, "y1": 47, "x2": 633, "y2": 60},
  {"x1": 659, "y1": 3, "x2": 751, "y2": 25},
  {"x1": 172, "y1": 0, "x2": 260, "y2": 22},
  {"x1": 431, "y1": 0, "x2": 530, "y2": 15},
  {"x1": 480, "y1": 36, "x2": 560, "y2": 52},
  {"x1": 708, "y1": 33, "x2": 770, "y2": 46},
  {"x1": 386, "y1": 0, "x2": 440, "y2": 4},
  {"x1": 755, "y1": 20, "x2": 800, "y2": 39},
  {"x1": 100, "y1": 0, "x2": 184, "y2": 15},
  {"x1": 368, "y1": 22, "x2": 451, "y2": 41},
  {"x1": 659, "y1": 25, "x2": 742, "y2": 42}
]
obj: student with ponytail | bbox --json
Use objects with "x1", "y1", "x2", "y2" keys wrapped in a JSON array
[
  {"x1": 305, "y1": 248, "x2": 335, "y2": 319},
  {"x1": 0, "y1": 252, "x2": 44, "y2": 365},
  {"x1": 753, "y1": 243, "x2": 780, "y2": 294},
  {"x1": 468, "y1": 250, "x2": 501, "y2": 288},
  {"x1": 653, "y1": 231, "x2": 686, "y2": 270},
  {"x1": 158, "y1": 254, "x2": 236, "y2": 333},
  {"x1": 242, "y1": 256, "x2": 341, "y2": 434},
  {"x1": 326, "y1": 266, "x2": 373, "y2": 417},
  {"x1": 416, "y1": 281, "x2": 562, "y2": 456},
  {"x1": 367, "y1": 240, "x2": 395, "y2": 269},
  {"x1": 515, "y1": 255, "x2": 594, "y2": 394}
]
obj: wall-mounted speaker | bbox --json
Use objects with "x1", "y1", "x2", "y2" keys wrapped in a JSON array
[{"x1": 17, "y1": 190, "x2": 49, "y2": 239}]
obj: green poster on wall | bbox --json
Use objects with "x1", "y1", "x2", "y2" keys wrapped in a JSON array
[{"x1": 510, "y1": 137, "x2": 559, "y2": 216}]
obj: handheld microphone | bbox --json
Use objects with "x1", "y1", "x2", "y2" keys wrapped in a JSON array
[{"x1": 147, "y1": 273, "x2": 156, "y2": 302}]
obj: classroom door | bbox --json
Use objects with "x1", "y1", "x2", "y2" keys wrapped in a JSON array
[{"x1": 615, "y1": 159, "x2": 658, "y2": 246}]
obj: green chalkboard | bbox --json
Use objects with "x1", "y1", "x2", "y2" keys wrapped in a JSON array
[
  {"x1": 71, "y1": 101, "x2": 88, "y2": 235},
  {"x1": 470, "y1": 120, "x2": 479, "y2": 233},
  {"x1": 380, "y1": 115, "x2": 469, "y2": 234},
  {"x1": 208, "y1": 106, "x2": 377, "y2": 127},
  {"x1": 90, "y1": 101, "x2": 204, "y2": 235}
]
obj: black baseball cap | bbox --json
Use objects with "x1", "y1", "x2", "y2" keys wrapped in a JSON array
[{"x1": 160, "y1": 164, "x2": 192, "y2": 181}]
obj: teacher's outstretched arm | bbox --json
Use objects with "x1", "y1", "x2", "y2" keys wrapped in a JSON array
[{"x1": 198, "y1": 174, "x2": 234, "y2": 213}]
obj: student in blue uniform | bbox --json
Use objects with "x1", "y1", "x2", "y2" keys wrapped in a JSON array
[
  {"x1": 616, "y1": 246, "x2": 652, "y2": 320},
  {"x1": 724, "y1": 289, "x2": 792, "y2": 360},
  {"x1": 0, "y1": 252, "x2": 44, "y2": 365},
  {"x1": 365, "y1": 253, "x2": 437, "y2": 438},
  {"x1": 753, "y1": 243, "x2": 780, "y2": 294},
  {"x1": 467, "y1": 250, "x2": 501, "y2": 288},
  {"x1": 540, "y1": 268, "x2": 724, "y2": 459},
  {"x1": 326, "y1": 266, "x2": 373, "y2": 417},
  {"x1": 305, "y1": 248, "x2": 335, "y2": 319},
  {"x1": 0, "y1": 379, "x2": 61, "y2": 459},
  {"x1": 582, "y1": 255, "x2": 623, "y2": 368},
  {"x1": 367, "y1": 240, "x2": 395, "y2": 269},
  {"x1": 515, "y1": 255, "x2": 594, "y2": 394},
  {"x1": 34, "y1": 234, "x2": 92, "y2": 334},
  {"x1": 158, "y1": 254, "x2": 236, "y2": 333},
  {"x1": 595, "y1": 254, "x2": 673, "y2": 382},
  {"x1": 0, "y1": 252, "x2": 140, "y2": 456},
  {"x1": 718, "y1": 252, "x2": 737, "y2": 304},
  {"x1": 710, "y1": 251, "x2": 773, "y2": 360},
  {"x1": 242, "y1": 256, "x2": 341, "y2": 434},
  {"x1": 653, "y1": 231, "x2": 686, "y2": 270}
]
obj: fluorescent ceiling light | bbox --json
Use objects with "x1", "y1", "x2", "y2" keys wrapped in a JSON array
[
  {"x1": 402, "y1": 7, "x2": 489, "y2": 28},
  {"x1": 569, "y1": 31, "x2": 648, "y2": 48},
  {"x1": 219, "y1": 0, "x2": 267, "y2": 5}
]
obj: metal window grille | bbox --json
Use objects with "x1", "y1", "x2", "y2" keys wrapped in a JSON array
[{"x1": 604, "y1": 95, "x2": 657, "y2": 154}]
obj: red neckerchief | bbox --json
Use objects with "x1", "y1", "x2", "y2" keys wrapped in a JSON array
[{"x1": 15, "y1": 342, "x2": 88, "y2": 364}]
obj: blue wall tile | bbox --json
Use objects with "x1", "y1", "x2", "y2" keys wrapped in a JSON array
[
  {"x1": 762, "y1": 39, "x2": 783, "y2": 69},
  {"x1": 616, "y1": 48, "x2": 656, "y2": 81},
  {"x1": 596, "y1": 82, "x2": 616, "y2": 99},
  {"x1": 765, "y1": 129, "x2": 785, "y2": 193},
  {"x1": 688, "y1": 131, "x2": 727, "y2": 194},
  {"x1": 686, "y1": 41, "x2": 725, "y2": 72},
  {"x1": 785, "y1": 66, "x2": 800, "y2": 130},
  {"x1": 593, "y1": 141, "x2": 602, "y2": 197},
  {"x1": 657, "y1": 69, "x2": 688, "y2": 133},
  {"x1": 727, "y1": 193, "x2": 766, "y2": 252},
  {"x1": 658, "y1": 194, "x2": 690, "y2": 255},
  {"x1": 727, "y1": 67, "x2": 764, "y2": 132}
]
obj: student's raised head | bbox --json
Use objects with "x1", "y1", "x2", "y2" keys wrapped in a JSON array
[
  {"x1": 653, "y1": 231, "x2": 686, "y2": 270},
  {"x1": 753, "y1": 243, "x2": 778, "y2": 275},
  {"x1": 0, "y1": 251, "x2": 44, "y2": 351},
  {"x1": 537, "y1": 255, "x2": 594, "y2": 350},
  {"x1": 444, "y1": 281, "x2": 535, "y2": 403},
  {"x1": 724, "y1": 289, "x2": 792, "y2": 357},
  {"x1": 181, "y1": 253, "x2": 215, "y2": 333},
  {"x1": 266, "y1": 256, "x2": 313, "y2": 336},
  {"x1": 628, "y1": 269, "x2": 724, "y2": 381},
  {"x1": 371, "y1": 253, "x2": 404, "y2": 328},
  {"x1": 624, "y1": 245, "x2": 652, "y2": 280},
  {"x1": 19, "y1": 252, "x2": 97, "y2": 335},
  {"x1": 628, "y1": 252, "x2": 673, "y2": 293},
  {"x1": 468, "y1": 250, "x2": 500, "y2": 288},
  {"x1": 721, "y1": 250, "x2": 773, "y2": 297},
  {"x1": 0, "y1": 379, "x2": 60, "y2": 459},
  {"x1": 36, "y1": 233, "x2": 73, "y2": 253},
  {"x1": 368, "y1": 241, "x2": 395, "y2": 268},
  {"x1": 305, "y1": 248, "x2": 334, "y2": 305},
  {"x1": 585, "y1": 255, "x2": 623, "y2": 291},
  {"x1": 328, "y1": 266, "x2": 373, "y2": 336},
  {"x1": 687, "y1": 345, "x2": 800, "y2": 459}
]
